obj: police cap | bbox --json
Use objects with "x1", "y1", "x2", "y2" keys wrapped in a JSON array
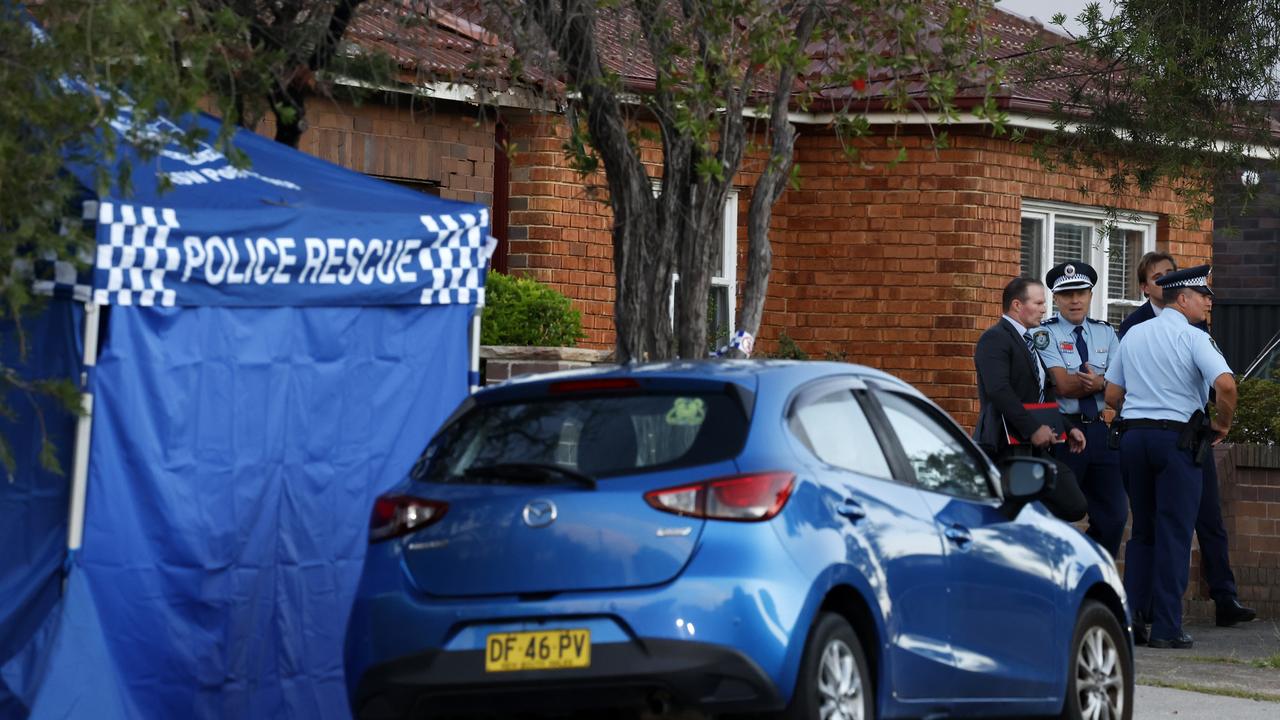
[
  {"x1": 1156, "y1": 264, "x2": 1214, "y2": 296},
  {"x1": 1045, "y1": 261, "x2": 1097, "y2": 293}
]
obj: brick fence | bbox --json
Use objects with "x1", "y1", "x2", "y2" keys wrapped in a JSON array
[
  {"x1": 480, "y1": 345, "x2": 614, "y2": 384},
  {"x1": 1183, "y1": 443, "x2": 1280, "y2": 622}
]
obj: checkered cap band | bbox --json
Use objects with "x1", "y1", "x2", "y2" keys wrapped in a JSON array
[
  {"x1": 1161, "y1": 274, "x2": 1210, "y2": 288},
  {"x1": 1051, "y1": 275, "x2": 1093, "y2": 292}
]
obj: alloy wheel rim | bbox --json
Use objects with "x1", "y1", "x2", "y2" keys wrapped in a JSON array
[
  {"x1": 817, "y1": 638, "x2": 864, "y2": 720},
  {"x1": 1075, "y1": 626, "x2": 1125, "y2": 720}
]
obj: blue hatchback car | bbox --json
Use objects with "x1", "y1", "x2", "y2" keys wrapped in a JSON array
[{"x1": 345, "y1": 361, "x2": 1133, "y2": 720}]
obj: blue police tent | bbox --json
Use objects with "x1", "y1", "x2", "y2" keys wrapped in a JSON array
[{"x1": 0, "y1": 108, "x2": 493, "y2": 719}]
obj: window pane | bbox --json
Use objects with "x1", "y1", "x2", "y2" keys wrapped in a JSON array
[
  {"x1": 707, "y1": 285, "x2": 731, "y2": 353},
  {"x1": 414, "y1": 393, "x2": 748, "y2": 481},
  {"x1": 790, "y1": 390, "x2": 893, "y2": 478},
  {"x1": 710, "y1": 232, "x2": 724, "y2": 278},
  {"x1": 1054, "y1": 222, "x2": 1092, "y2": 264},
  {"x1": 1107, "y1": 229, "x2": 1144, "y2": 301},
  {"x1": 1020, "y1": 217, "x2": 1044, "y2": 279},
  {"x1": 876, "y1": 392, "x2": 992, "y2": 500},
  {"x1": 1107, "y1": 305, "x2": 1137, "y2": 325}
]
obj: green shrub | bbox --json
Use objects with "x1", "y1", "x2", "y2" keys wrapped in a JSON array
[
  {"x1": 767, "y1": 331, "x2": 810, "y2": 360},
  {"x1": 481, "y1": 272, "x2": 585, "y2": 347},
  {"x1": 1227, "y1": 374, "x2": 1280, "y2": 445}
]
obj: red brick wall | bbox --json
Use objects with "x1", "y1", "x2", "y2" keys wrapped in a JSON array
[
  {"x1": 243, "y1": 102, "x2": 1211, "y2": 426},
  {"x1": 501, "y1": 116, "x2": 1213, "y2": 427},
  {"x1": 254, "y1": 96, "x2": 496, "y2": 206},
  {"x1": 766, "y1": 130, "x2": 1212, "y2": 427},
  {"x1": 1184, "y1": 444, "x2": 1280, "y2": 622},
  {"x1": 504, "y1": 112, "x2": 618, "y2": 346}
]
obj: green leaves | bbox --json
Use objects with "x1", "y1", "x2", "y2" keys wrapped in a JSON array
[
  {"x1": 695, "y1": 156, "x2": 725, "y2": 182},
  {"x1": 1227, "y1": 376, "x2": 1280, "y2": 445},
  {"x1": 1022, "y1": 0, "x2": 1280, "y2": 222},
  {"x1": 480, "y1": 272, "x2": 586, "y2": 348}
]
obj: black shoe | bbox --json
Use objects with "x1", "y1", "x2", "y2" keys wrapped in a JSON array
[
  {"x1": 1148, "y1": 632, "x2": 1194, "y2": 649},
  {"x1": 1132, "y1": 620, "x2": 1148, "y2": 646},
  {"x1": 1216, "y1": 597, "x2": 1257, "y2": 627}
]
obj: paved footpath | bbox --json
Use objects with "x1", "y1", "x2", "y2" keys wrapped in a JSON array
[
  {"x1": 1136, "y1": 685, "x2": 1277, "y2": 719},
  {"x1": 1132, "y1": 619, "x2": 1280, "y2": 719}
]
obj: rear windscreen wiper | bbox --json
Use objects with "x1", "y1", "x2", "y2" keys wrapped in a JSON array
[{"x1": 463, "y1": 462, "x2": 597, "y2": 489}]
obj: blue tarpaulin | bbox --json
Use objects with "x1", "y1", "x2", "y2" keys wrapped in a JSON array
[
  {"x1": 0, "y1": 304, "x2": 82, "y2": 719},
  {"x1": 0, "y1": 108, "x2": 491, "y2": 719}
]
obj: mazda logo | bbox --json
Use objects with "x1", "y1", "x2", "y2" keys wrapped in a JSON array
[{"x1": 521, "y1": 499, "x2": 558, "y2": 528}]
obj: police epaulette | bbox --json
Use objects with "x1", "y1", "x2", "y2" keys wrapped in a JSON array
[
  {"x1": 1086, "y1": 317, "x2": 1112, "y2": 327},
  {"x1": 1042, "y1": 316, "x2": 1061, "y2": 325}
]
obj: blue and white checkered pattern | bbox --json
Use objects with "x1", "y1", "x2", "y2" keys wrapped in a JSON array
[
  {"x1": 29, "y1": 201, "x2": 96, "y2": 302},
  {"x1": 417, "y1": 210, "x2": 494, "y2": 307},
  {"x1": 1161, "y1": 273, "x2": 1210, "y2": 288},
  {"x1": 35, "y1": 202, "x2": 494, "y2": 307},
  {"x1": 93, "y1": 201, "x2": 182, "y2": 306}
]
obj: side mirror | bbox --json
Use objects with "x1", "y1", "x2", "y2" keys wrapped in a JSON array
[{"x1": 997, "y1": 456, "x2": 1056, "y2": 519}]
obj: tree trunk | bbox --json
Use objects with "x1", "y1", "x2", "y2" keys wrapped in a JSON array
[
  {"x1": 271, "y1": 90, "x2": 306, "y2": 148},
  {"x1": 266, "y1": 0, "x2": 367, "y2": 149},
  {"x1": 733, "y1": 3, "x2": 820, "y2": 357},
  {"x1": 533, "y1": 0, "x2": 675, "y2": 362}
]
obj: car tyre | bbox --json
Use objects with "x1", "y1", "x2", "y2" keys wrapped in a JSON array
[
  {"x1": 781, "y1": 612, "x2": 873, "y2": 720},
  {"x1": 1060, "y1": 600, "x2": 1133, "y2": 720}
]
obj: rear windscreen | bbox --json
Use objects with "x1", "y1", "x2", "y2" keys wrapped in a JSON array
[{"x1": 412, "y1": 392, "x2": 749, "y2": 482}]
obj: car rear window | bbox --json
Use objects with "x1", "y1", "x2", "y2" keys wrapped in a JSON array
[{"x1": 412, "y1": 392, "x2": 748, "y2": 482}]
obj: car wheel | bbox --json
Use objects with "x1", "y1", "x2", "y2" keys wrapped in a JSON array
[
  {"x1": 783, "y1": 612, "x2": 873, "y2": 720},
  {"x1": 1061, "y1": 600, "x2": 1133, "y2": 720}
]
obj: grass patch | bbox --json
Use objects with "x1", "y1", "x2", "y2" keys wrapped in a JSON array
[
  {"x1": 1139, "y1": 678, "x2": 1280, "y2": 703},
  {"x1": 1162, "y1": 653, "x2": 1280, "y2": 670},
  {"x1": 1180, "y1": 655, "x2": 1249, "y2": 666},
  {"x1": 1255, "y1": 653, "x2": 1280, "y2": 670}
]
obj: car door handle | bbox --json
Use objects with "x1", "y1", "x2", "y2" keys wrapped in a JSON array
[
  {"x1": 836, "y1": 499, "x2": 867, "y2": 522},
  {"x1": 944, "y1": 524, "x2": 972, "y2": 547}
]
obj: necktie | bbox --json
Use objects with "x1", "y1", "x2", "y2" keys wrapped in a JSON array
[
  {"x1": 1022, "y1": 331, "x2": 1045, "y2": 402},
  {"x1": 1074, "y1": 325, "x2": 1098, "y2": 418}
]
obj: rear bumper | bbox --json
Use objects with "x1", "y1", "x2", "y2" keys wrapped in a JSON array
[
  {"x1": 353, "y1": 638, "x2": 783, "y2": 719},
  {"x1": 346, "y1": 520, "x2": 815, "y2": 716}
]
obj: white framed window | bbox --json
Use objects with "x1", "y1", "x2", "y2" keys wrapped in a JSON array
[
  {"x1": 666, "y1": 189, "x2": 738, "y2": 352},
  {"x1": 1020, "y1": 200, "x2": 1156, "y2": 325}
]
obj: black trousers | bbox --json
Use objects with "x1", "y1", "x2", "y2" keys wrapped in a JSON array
[
  {"x1": 1197, "y1": 456, "x2": 1238, "y2": 600},
  {"x1": 1053, "y1": 420, "x2": 1127, "y2": 557},
  {"x1": 1123, "y1": 444, "x2": 1238, "y2": 606}
]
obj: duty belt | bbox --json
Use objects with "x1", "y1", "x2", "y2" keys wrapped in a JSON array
[{"x1": 1117, "y1": 418, "x2": 1191, "y2": 432}]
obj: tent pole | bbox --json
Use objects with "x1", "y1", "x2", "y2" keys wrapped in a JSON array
[
  {"x1": 66, "y1": 302, "x2": 101, "y2": 554},
  {"x1": 469, "y1": 308, "x2": 482, "y2": 394}
]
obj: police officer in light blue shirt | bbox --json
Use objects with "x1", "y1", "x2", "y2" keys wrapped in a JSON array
[
  {"x1": 1032, "y1": 261, "x2": 1126, "y2": 557},
  {"x1": 1104, "y1": 264, "x2": 1238, "y2": 649}
]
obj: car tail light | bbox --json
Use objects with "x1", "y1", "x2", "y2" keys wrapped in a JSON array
[
  {"x1": 644, "y1": 472, "x2": 795, "y2": 522},
  {"x1": 369, "y1": 494, "x2": 448, "y2": 542}
]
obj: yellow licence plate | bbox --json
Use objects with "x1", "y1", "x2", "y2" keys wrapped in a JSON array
[{"x1": 484, "y1": 629, "x2": 591, "y2": 672}]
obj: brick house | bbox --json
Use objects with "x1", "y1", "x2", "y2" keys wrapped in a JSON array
[{"x1": 267, "y1": 4, "x2": 1213, "y2": 431}]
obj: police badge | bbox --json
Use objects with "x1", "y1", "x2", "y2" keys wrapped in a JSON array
[{"x1": 1033, "y1": 329, "x2": 1051, "y2": 350}]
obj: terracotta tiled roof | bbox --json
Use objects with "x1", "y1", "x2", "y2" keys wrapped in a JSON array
[
  {"x1": 345, "y1": 1, "x2": 514, "y2": 86},
  {"x1": 342, "y1": 1, "x2": 1102, "y2": 116}
]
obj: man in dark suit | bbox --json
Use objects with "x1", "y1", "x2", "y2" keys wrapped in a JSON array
[
  {"x1": 1118, "y1": 252, "x2": 1255, "y2": 630},
  {"x1": 1118, "y1": 251, "x2": 1177, "y2": 339},
  {"x1": 974, "y1": 277, "x2": 1086, "y2": 520}
]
